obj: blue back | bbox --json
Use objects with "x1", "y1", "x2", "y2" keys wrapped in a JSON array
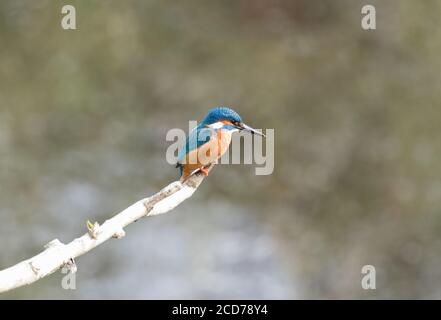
[{"x1": 177, "y1": 124, "x2": 212, "y2": 164}]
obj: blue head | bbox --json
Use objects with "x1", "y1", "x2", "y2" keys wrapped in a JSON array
[
  {"x1": 175, "y1": 107, "x2": 265, "y2": 175},
  {"x1": 202, "y1": 107, "x2": 242, "y2": 126},
  {"x1": 200, "y1": 107, "x2": 264, "y2": 136}
]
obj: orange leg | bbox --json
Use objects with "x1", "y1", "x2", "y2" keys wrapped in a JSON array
[{"x1": 200, "y1": 167, "x2": 210, "y2": 176}]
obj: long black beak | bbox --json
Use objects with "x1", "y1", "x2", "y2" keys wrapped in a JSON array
[{"x1": 239, "y1": 123, "x2": 266, "y2": 137}]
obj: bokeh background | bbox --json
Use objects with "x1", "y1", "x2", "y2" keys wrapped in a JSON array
[{"x1": 1, "y1": 0, "x2": 440, "y2": 299}]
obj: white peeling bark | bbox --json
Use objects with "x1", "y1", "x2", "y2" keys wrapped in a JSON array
[{"x1": 0, "y1": 168, "x2": 211, "y2": 294}]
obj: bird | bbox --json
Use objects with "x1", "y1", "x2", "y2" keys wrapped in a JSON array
[{"x1": 176, "y1": 107, "x2": 265, "y2": 181}]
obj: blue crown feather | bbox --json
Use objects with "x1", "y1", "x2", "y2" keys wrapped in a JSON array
[{"x1": 201, "y1": 107, "x2": 242, "y2": 125}]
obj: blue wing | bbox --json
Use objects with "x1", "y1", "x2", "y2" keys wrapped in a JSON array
[{"x1": 177, "y1": 124, "x2": 214, "y2": 164}]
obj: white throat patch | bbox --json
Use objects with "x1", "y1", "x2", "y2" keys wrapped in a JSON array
[{"x1": 206, "y1": 121, "x2": 224, "y2": 129}]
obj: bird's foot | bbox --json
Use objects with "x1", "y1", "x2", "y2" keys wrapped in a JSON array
[{"x1": 200, "y1": 167, "x2": 210, "y2": 176}]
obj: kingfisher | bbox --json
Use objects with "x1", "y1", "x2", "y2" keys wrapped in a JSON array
[{"x1": 176, "y1": 107, "x2": 265, "y2": 181}]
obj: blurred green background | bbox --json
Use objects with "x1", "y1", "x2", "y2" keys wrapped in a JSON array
[{"x1": 1, "y1": 0, "x2": 441, "y2": 299}]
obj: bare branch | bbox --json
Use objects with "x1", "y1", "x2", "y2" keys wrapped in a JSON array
[{"x1": 0, "y1": 167, "x2": 212, "y2": 294}]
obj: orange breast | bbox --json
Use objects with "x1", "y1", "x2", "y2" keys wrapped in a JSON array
[
  {"x1": 217, "y1": 130, "x2": 233, "y2": 158},
  {"x1": 180, "y1": 129, "x2": 232, "y2": 179}
]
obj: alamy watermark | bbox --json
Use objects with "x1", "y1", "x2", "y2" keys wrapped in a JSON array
[
  {"x1": 61, "y1": 5, "x2": 76, "y2": 30},
  {"x1": 166, "y1": 121, "x2": 274, "y2": 175},
  {"x1": 361, "y1": 264, "x2": 376, "y2": 290},
  {"x1": 361, "y1": 5, "x2": 376, "y2": 30},
  {"x1": 61, "y1": 259, "x2": 77, "y2": 290}
]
